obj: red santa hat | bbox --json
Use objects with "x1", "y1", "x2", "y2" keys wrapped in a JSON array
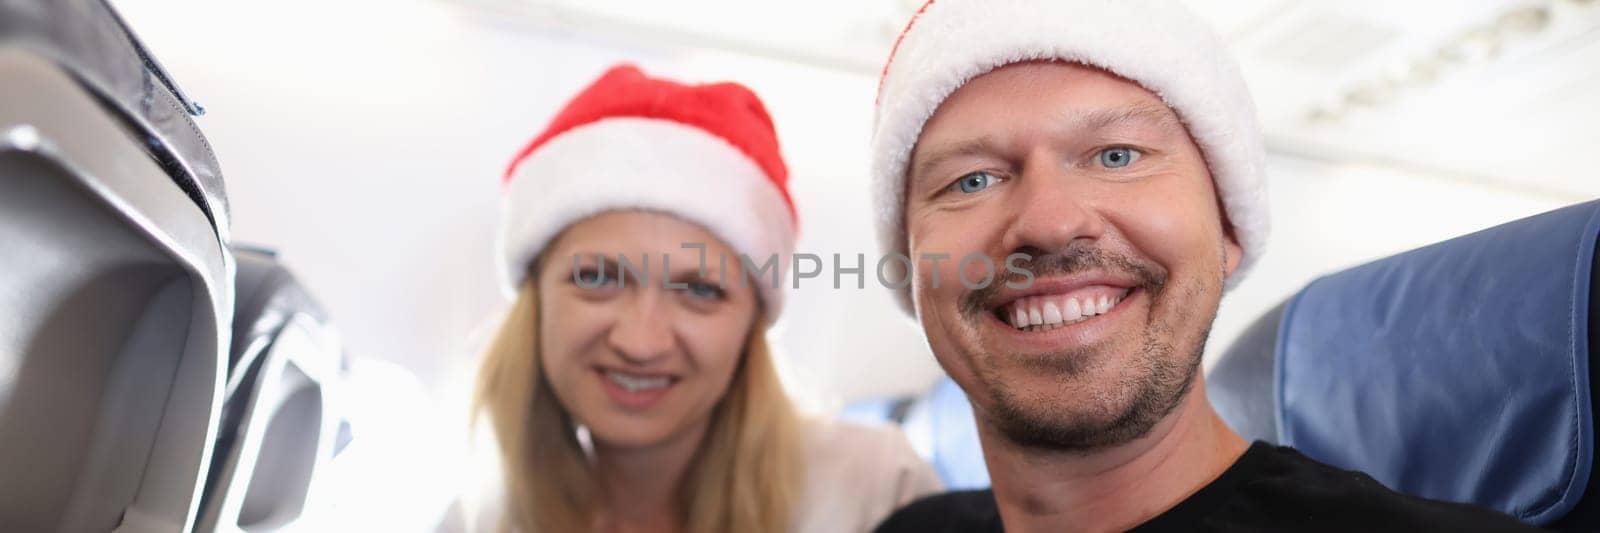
[
  {"x1": 498, "y1": 64, "x2": 798, "y2": 321},
  {"x1": 872, "y1": 0, "x2": 1270, "y2": 314}
]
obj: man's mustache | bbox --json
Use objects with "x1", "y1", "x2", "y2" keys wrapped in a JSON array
[{"x1": 958, "y1": 245, "x2": 1165, "y2": 318}]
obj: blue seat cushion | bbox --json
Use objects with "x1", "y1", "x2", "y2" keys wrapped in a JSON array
[{"x1": 1276, "y1": 200, "x2": 1600, "y2": 524}]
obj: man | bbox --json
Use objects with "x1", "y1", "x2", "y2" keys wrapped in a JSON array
[{"x1": 867, "y1": 1, "x2": 1544, "y2": 531}]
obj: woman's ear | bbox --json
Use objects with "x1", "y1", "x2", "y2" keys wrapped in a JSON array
[{"x1": 528, "y1": 249, "x2": 548, "y2": 282}]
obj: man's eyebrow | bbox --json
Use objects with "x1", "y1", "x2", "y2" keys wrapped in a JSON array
[
  {"x1": 1073, "y1": 103, "x2": 1184, "y2": 133},
  {"x1": 909, "y1": 137, "x2": 997, "y2": 189},
  {"x1": 906, "y1": 103, "x2": 1184, "y2": 188}
]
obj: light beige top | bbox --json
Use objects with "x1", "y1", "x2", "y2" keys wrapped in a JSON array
[
  {"x1": 439, "y1": 417, "x2": 943, "y2": 533},
  {"x1": 791, "y1": 418, "x2": 943, "y2": 533}
]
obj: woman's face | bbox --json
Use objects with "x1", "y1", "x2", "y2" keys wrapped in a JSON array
[{"x1": 536, "y1": 210, "x2": 759, "y2": 450}]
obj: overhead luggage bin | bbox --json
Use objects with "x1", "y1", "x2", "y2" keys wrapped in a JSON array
[
  {"x1": 195, "y1": 249, "x2": 343, "y2": 533},
  {"x1": 0, "y1": 1, "x2": 232, "y2": 531}
]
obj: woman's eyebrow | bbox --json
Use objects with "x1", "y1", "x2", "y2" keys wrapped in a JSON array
[
  {"x1": 566, "y1": 253, "x2": 609, "y2": 265},
  {"x1": 665, "y1": 258, "x2": 730, "y2": 278}
]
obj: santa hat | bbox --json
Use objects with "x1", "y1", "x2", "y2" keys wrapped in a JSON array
[
  {"x1": 871, "y1": 0, "x2": 1269, "y2": 314},
  {"x1": 498, "y1": 64, "x2": 797, "y2": 321}
]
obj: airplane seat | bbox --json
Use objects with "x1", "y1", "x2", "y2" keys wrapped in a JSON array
[
  {"x1": 196, "y1": 248, "x2": 343, "y2": 532},
  {"x1": 1206, "y1": 300, "x2": 1287, "y2": 444},
  {"x1": 1, "y1": 1, "x2": 232, "y2": 532},
  {"x1": 841, "y1": 377, "x2": 992, "y2": 490},
  {"x1": 1209, "y1": 199, "x2": 1600, "y2": 529}
]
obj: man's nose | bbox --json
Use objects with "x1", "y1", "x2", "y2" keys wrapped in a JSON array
[{"x1": 1000, "y1": 159, "x2": 1107, "y2": 255}]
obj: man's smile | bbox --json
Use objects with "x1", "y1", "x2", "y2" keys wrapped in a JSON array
[
  {"x1": 971, "y1": 271, "x2": 1147, "y2": 352},
  {"x1": 1000, "y1": 287, "x2": 1133, "y2": 331}
]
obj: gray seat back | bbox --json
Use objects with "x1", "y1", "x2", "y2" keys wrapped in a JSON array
[
  {"x1": 0, "y1": 2, "x2": 231, "y2": 531},
  {"x1": 1206, "y1": 301, "x2": 1286, "y2": 444},
  {"x1": 195, "y1": 249, "x2": 342, "y2": 533}
]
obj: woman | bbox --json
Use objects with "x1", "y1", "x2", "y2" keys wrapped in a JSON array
[{"x1": 463, "y1": 64, "x2": 939, "y2": 533}]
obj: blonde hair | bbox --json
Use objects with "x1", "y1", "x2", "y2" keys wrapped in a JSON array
[{"x1": 473, "y1": 277, "x2": 803, "y2": 532}]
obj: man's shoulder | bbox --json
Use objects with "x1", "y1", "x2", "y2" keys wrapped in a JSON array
[
  {"x1": 1214, "y1": 444, "x2": 1544, "y2": 532},
  {"x1": 875, "y1": 444, "x2": 1547, "y2": 533},
  {"x1": 873, "y1": 489, "x2": 1002, "y2": 533}
]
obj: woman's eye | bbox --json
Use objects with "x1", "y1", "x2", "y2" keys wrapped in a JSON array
[
  {"x1": 574, "y1": 268, "x2": 614, "y2": 287},
  {"x1": 951, "y1": 171, "x2": 1000, "y2": 194},
  {"x1": 684, "y1": 281, "x2": 725, "y2": 301},
  {"x1": 1098, "y1": 147, "x2": 1142, "y2": 168}
]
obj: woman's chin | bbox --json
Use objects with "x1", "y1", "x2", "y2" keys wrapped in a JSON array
[
  {"x1": 581, "y1": 411, "x2": 700, "y2": 451},
  {"x1": 592, "y1": 422, "x2": 684, "y2": 451}
]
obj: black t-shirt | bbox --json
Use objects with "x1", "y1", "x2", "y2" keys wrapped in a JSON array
[{"x1": 874, "y1": 441, "x2": 1546, "y2": 532}]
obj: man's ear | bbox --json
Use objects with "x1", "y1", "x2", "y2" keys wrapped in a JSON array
[{"x1": 1222, "y1": 227, "x2": 1243, "y2": 278}]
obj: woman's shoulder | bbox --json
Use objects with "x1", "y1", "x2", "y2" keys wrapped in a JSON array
[
  {"x1": 791, "y1": 417, "x2": 944, "y2": 533},
  {"x1": 799, "y1": 417, "x2": 921, "y2": 464}
]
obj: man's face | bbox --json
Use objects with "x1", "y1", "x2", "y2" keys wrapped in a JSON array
[{"x1": 904, "y1": 61, "x2": 1242, "y2": 451}]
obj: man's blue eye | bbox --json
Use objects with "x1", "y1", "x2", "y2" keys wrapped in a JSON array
[
  {"x1": 955, "y1": 171, "x2": 998, "y2": 194},
  {"x1": 1098, "y1": 147, "x2": 1141, "y2": 168}
]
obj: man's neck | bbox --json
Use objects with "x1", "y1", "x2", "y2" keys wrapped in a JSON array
[
  {"x1": 979, "y1": 378, "x2": 1249, "y2": 533},
  {"x1": 591, "y1": 419, "x2": 710, "y2": 533}
]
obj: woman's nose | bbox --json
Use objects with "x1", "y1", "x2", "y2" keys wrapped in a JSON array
[{"x1": 605, "y1": 289, "x2": 676, "y2": 363}]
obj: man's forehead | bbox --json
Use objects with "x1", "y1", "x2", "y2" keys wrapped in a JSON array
[{"x1": 924, "y1": 63, "x2": 1181, "y2": 135}]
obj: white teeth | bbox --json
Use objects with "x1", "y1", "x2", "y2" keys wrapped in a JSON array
[
  {"x1": 1063, "y1": 297, "x2": 1083, "y2": 322},
  {"x1": 1006, "y1": 290, "x2": 1130, "y2": 331},
  {"x1": 1042, "y1": 301, "x2": 1063, "y2": 325},
  {"x1": 606, "y1": 371, "x2": 671, "y2": 393}
]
